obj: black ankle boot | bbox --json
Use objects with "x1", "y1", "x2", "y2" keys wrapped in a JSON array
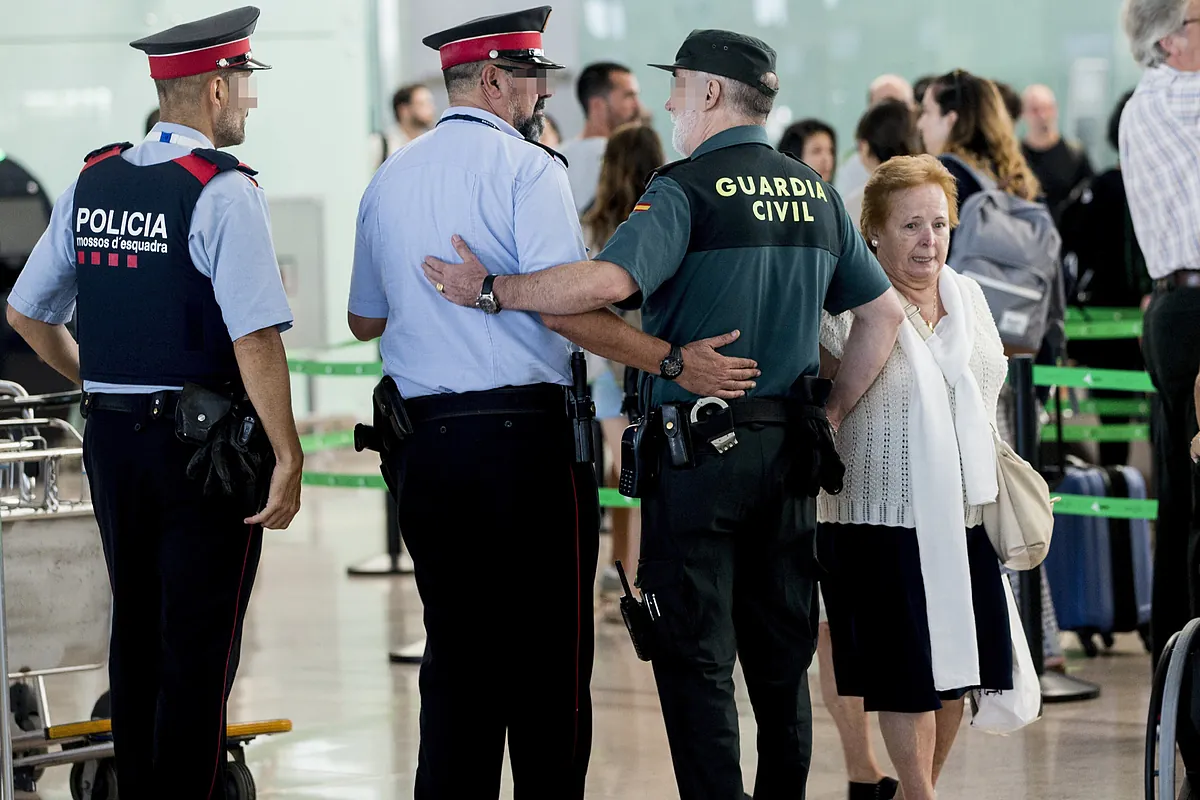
[{"x1": 849, "y1": 776, "x2": 899, "y2": 800}]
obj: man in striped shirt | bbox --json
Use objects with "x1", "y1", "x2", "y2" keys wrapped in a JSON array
[{"x1": 1120, "y1": 0, "x2": 1200, "y2": 794}]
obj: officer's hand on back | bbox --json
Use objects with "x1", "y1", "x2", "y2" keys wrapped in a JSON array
[
  {"x1": 245, "y1": 457, "x2": 303, "y2": 530},
  {"x1": 677, "y1": 330, "x2": 760, "y2": 400}
]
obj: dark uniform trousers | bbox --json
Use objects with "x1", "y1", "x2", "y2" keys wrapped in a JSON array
[
  {"x1": 388, "y1": 401, "x2": 600, "y2": 799},
  {"x1": 638, "y1": 423, "x2": 818, "y2": 800},
  {"x1": 83, "y1": 403, "x2": 263, "y2": 800},
  {"x1": 1142, "y1": 286, "x2": 1200, "y2": 775}
]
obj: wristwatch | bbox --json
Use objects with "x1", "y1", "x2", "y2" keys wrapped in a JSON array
[
  {"x1": 659, "y1": 344, "x2": 684, "y2": 381},
  {"x1": 476, "y1": 274, "x2": 501, "y2": 315}
]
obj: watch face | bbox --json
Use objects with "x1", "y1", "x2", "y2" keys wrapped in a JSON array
[
  {"x1": 477, "y1": 295, "x2": 500, "y2": 315},
  {"x1": 662, "y1": 357, "x2": 684, "y2": 379}
]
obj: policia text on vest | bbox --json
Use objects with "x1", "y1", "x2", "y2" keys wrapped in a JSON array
[
  {"x1": 714, "y1": 174, "x2": 831, "y2": 223},
  {"x1": 75, "y1": 207, "x2": 171, "y2": 256}
]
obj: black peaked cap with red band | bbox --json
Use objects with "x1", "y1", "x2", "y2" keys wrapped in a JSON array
[
  {"x1": 129, "y1": 6, "x2": 271, "y2": 80},
  {"x1": 422, "y1": 6, "x2": 565, "y2": 71}
]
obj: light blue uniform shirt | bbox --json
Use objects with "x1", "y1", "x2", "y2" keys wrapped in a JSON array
[
  {"x1": 10, "y1": 122, "x2": 294, "y2": 394},
  {"x1": 349, "y1": 107, "x2": 586, "y2": 398}
]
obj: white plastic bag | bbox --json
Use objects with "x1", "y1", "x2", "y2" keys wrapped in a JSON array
[{"x1": 969, "y1": 578, "x2": 1043, "y2": 734}]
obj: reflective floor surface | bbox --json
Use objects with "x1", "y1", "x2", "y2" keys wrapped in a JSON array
[{"x1": 20, "y1": 475, "x2": 1158, "y2": 799}]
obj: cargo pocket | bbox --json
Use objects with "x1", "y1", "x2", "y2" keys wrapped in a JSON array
[{"x1": 635, "y1": 558, "x2": 699, "y2": 662}]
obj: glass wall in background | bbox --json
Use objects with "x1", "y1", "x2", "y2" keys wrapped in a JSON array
[{"x1": 574, "y1": 0, "x2": 1140, "y2": 169}]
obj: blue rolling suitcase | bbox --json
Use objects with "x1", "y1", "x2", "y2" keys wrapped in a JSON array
[{"x1": 1043, "y1": 464, "x2": 1152, "y2": 656}]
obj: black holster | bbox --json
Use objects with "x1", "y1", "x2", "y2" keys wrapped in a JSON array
[
  {"x1": 354, "y1": 376, "x2": 413, "y2": 495},
  {"x1": 785, "y1": 376, "x2": 845, "y2": 498},
  {"x1": 175, "y1": 382, "x2": 272, "y2": 513},
  {"x1": 567, "y1": 351, "x2": 595, "y2": 464}
]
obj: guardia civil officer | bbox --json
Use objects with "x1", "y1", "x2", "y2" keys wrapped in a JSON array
[
  {"x1": 423, "y1": 29, "x2": 906, "y2": 800},
  {"x1": 6, "y1": 8, "x2": 301, "y2": 798},
  {"x1": 348, "y1": 9, "x2": 757, "y2": 798}
]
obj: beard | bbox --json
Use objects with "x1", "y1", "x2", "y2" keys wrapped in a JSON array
[
  {"x1": 213, "y1": 107, "x2": 247, "y2": 148},
  {"x1": 513, "y1": 97, "x2": 547, "y2": 141},
  {"x1": 671, "y1": 109, "x2": 699, "y2": 157}
]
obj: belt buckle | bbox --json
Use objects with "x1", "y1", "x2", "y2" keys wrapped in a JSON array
[{"x1": 690, "y1": 397, "x2": 738, "y2": 454}]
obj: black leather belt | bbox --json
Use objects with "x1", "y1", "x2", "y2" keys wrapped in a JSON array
[
  {"x1": 658, "y1": 397, "x2": 795, "y2": 427},
  {"x1": 80, "y1": 390, "x2": 179, "y2": 419},
  {"x1": 407, "y1": 383, "x2": 568, "y2": 425},
  {"x1": 1154, "y1": 270, "x2": 1200, "y2": 292}
]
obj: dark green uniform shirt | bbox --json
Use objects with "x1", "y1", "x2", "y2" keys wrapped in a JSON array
[{"x1": 597, "y1": 125, "x2": 892, "y2": 406}]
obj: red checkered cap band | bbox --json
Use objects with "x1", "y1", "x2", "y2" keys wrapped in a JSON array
[
  {"x1": 438, "y1": 31, "x2": 544, "y2": 70},
  {"x1": 147, "y1": 37, "x2": 251, "y2": 79}
]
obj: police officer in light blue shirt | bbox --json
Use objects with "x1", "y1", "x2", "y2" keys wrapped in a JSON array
[{"x1": 6, "y1": 8, "x2": 302, "y2": 796}]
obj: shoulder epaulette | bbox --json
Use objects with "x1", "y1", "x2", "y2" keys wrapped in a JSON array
[
  {"x1": 174, "y1": 148, "x2": 260, "y2": 187},
  {"x1": 81, "y1": 142, "x2": 133, "y2": 172},
  {"x1": 529, "y1": 140, "x2": 568, "y2": 168},
  {"x1": 646, "y1": 157, "x2": 690, "y2": 185}
]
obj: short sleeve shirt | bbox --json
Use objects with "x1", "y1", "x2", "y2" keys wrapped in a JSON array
[{"x1": 597, "y1": 125, "x2": 891, "y2": 405}]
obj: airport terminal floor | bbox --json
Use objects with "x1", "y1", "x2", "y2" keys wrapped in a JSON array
[{"x1": 20, "y1": 456, "x2": 1161, "y2": 800}]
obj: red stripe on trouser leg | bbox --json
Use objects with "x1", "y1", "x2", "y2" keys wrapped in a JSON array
[
  {"x1": 570, "y1": 466, "x2": 580, "y2": 764},
  {"x1": 205, "y1": 526, "x2": 256, "y2": 800}
]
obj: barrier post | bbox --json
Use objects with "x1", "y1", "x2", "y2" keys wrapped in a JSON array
[{"x1": 1011, "y1": 355, "x2": 1101, "y2": 703}]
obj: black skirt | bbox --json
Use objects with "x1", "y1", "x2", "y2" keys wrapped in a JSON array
[{"x1": 818, "y1": 522, "x2": 1013, "y2": 713}]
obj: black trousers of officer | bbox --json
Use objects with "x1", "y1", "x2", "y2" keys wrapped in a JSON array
[
  {"x1": 638, "y1": 423, "x2": 818, "y2": 800},
  {"x1": 387, "y1": 390, "x2": 600, "y2": 799},
  {"x1": 83, "y1": 400, "x2": 263, "y2": 800},
  {"x1": 1143, "y1": 286, "x2": 1200, "y2": 776}
]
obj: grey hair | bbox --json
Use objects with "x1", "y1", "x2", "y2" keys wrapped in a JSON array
[
  {"x1": 443, "y1": 61, "x2": 487, "y2": 102},
  {"x1": 1122, "y1": 0, "x2": 1190, "y2": 66},
  {"x1": 693, "y1": 70, "x2": 777, "y2": 122}
]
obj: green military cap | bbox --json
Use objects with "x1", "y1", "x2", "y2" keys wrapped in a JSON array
[{"x1": 650, "y1": 29, "x2": 778, "y2": 97}]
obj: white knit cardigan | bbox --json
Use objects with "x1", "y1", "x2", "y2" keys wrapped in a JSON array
[{"x1": 817, "y1": 274, "x2": 1008, "y2": 528}]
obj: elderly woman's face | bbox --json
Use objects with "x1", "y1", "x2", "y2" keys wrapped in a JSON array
[{"x1": 873, "y1": 183, "x2": 951, "y2": 286}]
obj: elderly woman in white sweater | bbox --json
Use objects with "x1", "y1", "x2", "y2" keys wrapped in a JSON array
[{"x1": 818, "y1": 154, "x2": 1012, "y2": 800}]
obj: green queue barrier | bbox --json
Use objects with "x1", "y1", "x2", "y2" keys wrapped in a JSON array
[{"x1": 293, "y1": 318, "x2": 1163, "y2": 518}]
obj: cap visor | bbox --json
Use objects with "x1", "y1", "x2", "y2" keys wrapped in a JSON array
[
  {"x1": 505, "y1": 53, "x2": 565, "y2": 69},
  {"x1": 648, "y1": 63, "x2": 681, "y2": 73},
  {"x1": 244, "y1": 55, "x2": 272, "y2": 71}
]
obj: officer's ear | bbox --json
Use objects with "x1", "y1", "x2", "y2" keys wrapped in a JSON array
[
  {"x1": 705, "y1": 78, "x2": 722, "y2": 112},
  {"x1": 481, "y1": 64, "x2": 505, "y2": 100}
]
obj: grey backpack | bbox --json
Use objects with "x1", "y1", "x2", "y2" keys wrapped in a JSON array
[{"x1": 943, "y1": 154, "x2": 1065, "y2": 354}]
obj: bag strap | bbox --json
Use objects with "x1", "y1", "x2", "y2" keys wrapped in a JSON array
[{"x1": 904, "y1": 303, "x2": 934, "y2": 342}]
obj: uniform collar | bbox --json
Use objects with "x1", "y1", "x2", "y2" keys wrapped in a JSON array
[
  {"x1": 147, "y1": 122, "x2": 215, "y2": 149},
  {"x1": 689, "y1": 125, "x2": 771, "y2": 159},
  {"x1": 439, "y1": 106, "x2": 523, "y2": 140}
]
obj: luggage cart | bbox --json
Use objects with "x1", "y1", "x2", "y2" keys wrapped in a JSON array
[{"x1": 0, "y1": 384, "x2": 290, "y2": 799}]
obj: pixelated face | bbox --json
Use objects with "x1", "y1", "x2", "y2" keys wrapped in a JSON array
[
  {"x1": 666, "y1": 71, "x2": 712, "y2": 157},
  {"x1": 213, "y1": 71, "x2": 255, "y2": 147},
  {"x1": 501, "y1": 65, "x2": 552, "y2": 142}
]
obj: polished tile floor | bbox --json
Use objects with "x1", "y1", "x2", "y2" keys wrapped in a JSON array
[{"x1": 21, "y1": 467, "x2": 1160, "y2": 799}]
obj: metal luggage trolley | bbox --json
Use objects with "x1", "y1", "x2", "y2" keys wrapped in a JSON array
[{"x1": 0, "y1": 382, "x2": 290, "y2": 800}]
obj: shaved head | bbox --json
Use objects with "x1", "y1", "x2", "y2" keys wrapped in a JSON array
[
  {"x1": 1021, "y1": 83, "x2": 1060, "y2": 140},
  {"x1": 868, "y1": 74, "x2": 914, "y2": 108}
]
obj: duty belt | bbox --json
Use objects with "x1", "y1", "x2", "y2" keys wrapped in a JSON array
[
  {"x1": 1153, "y1": 270, "x2": 1200, "y2": 292},
  {"x1": 80, "y1": 390, "x2": 179, "y2": 419},
  {"x1": 406, "y1": 383, "x2": 569, "y2": 425}
]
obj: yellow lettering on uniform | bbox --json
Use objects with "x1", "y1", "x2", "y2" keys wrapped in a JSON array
[
  {"x1": 759, "y1": 176, "x2": 775, "y2": 196},
  {"x1": 716, "y1": 178, "x2": 737, "y2": 197},
  {"x1": 773, "y1": 201, "x2": 789, "y2": 221},
  {"x1": 792, "y1": 201, "x2": 801, "y2": 222},
  {"x1": 790, "y1": 177, "x2": 807, "y2": 198},
  {"x1": 802, "y1": 201, "x2": 815, "y2": 222},
  {"x1": 774, "y1": 177, "x2": 790, "y2": 196},
  {"x1": 816, "y1": 183, "x2": 828, "y2": 202},
  {"x1": 753, "y1": 200, "x2": 767, "y2": 221},
  {"x1": 737, "y1": 177, "x2": 755, "y2": 194},
  {"x1": 806, "y1": 179, "x2": 817, "y2": 198}
]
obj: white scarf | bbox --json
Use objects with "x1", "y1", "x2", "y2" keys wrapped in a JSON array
[{"x1": 897, "y1": 266, "x2": 998, "y2": 691}]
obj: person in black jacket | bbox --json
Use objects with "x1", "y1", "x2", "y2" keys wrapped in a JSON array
[{"x1": 1058, "y1": 90, "x2": 1149, "y2": 467}]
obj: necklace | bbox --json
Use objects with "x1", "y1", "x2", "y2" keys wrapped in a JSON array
[{"x1": 913, "y1": 293, "x2": 941, "y2": 333}]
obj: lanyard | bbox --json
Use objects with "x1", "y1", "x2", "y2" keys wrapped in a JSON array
[
  {"x1": 436, "y1": 114, "x2": 502, "y2": 132},
  {"x1": 144, "y1": 129, "x2": 210, "y2": 150}
]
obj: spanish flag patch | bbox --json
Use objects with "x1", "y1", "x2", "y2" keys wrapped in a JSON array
[{"x1": 633, "y1": 202, "x2": 652, "y2": 213}]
